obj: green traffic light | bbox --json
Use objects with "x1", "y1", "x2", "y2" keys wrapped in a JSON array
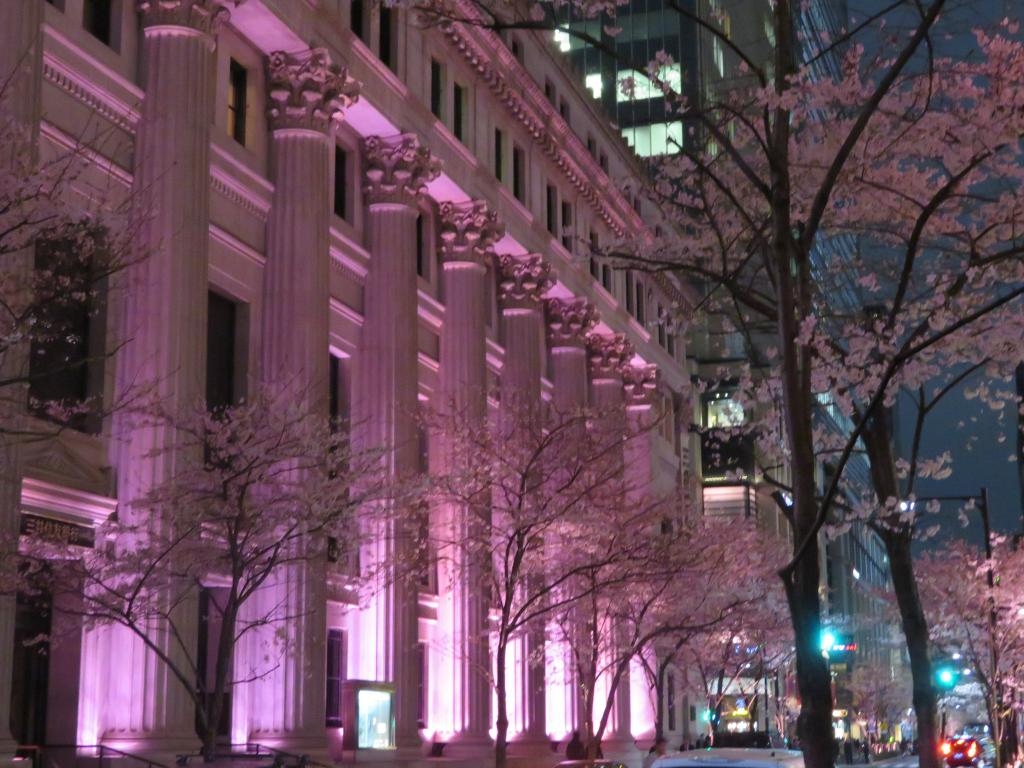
[{"x1": 935, "y1": 665, "x2": 959, "y2": 689}]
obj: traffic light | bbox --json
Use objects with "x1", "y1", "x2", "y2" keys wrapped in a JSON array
[
  {"x1": 821, "y1": 630, "x2": 837, "y2": 653},
  {"x1": 935, "y1": 662, "x2": 960, "y2": 690}
]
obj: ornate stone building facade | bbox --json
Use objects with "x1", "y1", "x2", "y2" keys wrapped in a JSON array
[{"x1": 1, "y1": 0, "x2": 693, "y2": 764}]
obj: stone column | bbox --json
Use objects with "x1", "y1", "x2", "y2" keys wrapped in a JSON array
[
  {"x1": 543, "y1": 297, "x2": 597, "y2": 743},
  {"x1": 240, "y1": 49, "x2": 357, "y2": 750},
  {"x1": 0, "y1": 0, "x2": 43, "y2": 756},
  {"x1": 434, "y1": 200, "x2": 503, "y2": 751},
  {"x1": 102, "y1": 0, "x2": 233, "y2": 751},
  {"x1": 586, "y1": 333, "x2": 637, "y2": 758},
  {"x1": 496, "y1": 255, "x2": 553, "y2": 750},
  {"x1": 623, "y1": 364, "x2": 659, "y2": 747},
  {"x1": 350, "y1": 133, "x2": 438, "y2": 750}
]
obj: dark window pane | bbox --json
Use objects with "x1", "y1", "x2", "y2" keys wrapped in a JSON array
[
  {"x1": 83, "y1": 0, "x2": 112, "y2": 45},
  {"x1": 453, "y1": 83, "x2": 465, "y2": 142},
  {"x1": 494, "y1": 129, "x2": 504, "y2": 181},
  {"x1": 326, "y1": 629, "x2": 345, "y2": 727},
  {"x1": 546, "y1": 185, "x2": 557, "y2": 234},
  {"x1": 351, "y1": 0, "x2": 365, "y2": 41},
  {"x1": 430, "y1": 59, "x2": 443, "y2": 118},
  {"x1": 512, "y1": 146, "x2": 525, "y2": 202},
  {"x1": 206, "y1": 292, "x2": 236, "y2": 412},
  {"x1": 379, "y1": 4, "x2": 394, "y2": 69},
  {"x1": 28, "y1": 238, "x2": 94, "y2": 430},
  {"x1": 227, "y1": 59, "x2": 247, "y2": 146},
  {"x1": 416, "y1": 214, "x2": 427, "y2": 278},
  {"x1": 334, "y1": 145, "x2": 347, "y2": 220}
]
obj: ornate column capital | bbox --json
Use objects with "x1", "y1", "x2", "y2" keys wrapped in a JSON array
[
  {"x1": 623, "y1": 364, "x2": 659, "y2": 407},
  {"x1": 497, "y1": 253, "x2": 553, "y2": 311},
  {"x1": 361, "y1": 134, "x2": 440, "y2": 206},
  {"x1": 137, "y1": 0, "x2": 238, "y2": 33},
  {"x1": 438, "y1": 200, "x2": 503, "y2": 265},
  {"x1": 266, "y1": 48, "x2": 359, "y2": 133},
  {"x1": 545, "y1": 297, "x2": 597, "y2": 348},
  {"x1": 587, "y1": 333, "x2": 633, "y2": 380}
]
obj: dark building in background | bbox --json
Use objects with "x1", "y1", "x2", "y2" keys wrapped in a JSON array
[{"x1": 557, "y1": 0, "x2": 703, "y2": 157}]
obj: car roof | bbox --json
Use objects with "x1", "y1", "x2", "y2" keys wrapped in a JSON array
[{"x1": 653, "y1": 748, "x2": 805, "y2": 768}]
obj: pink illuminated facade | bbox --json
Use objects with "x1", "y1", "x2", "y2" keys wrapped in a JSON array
[{"x1": 1, "y1": 0, "x2": 696, "y2": 765}]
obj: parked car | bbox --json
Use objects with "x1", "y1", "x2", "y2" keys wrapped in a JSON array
[{"x1": 653, "y1": 748, "x2": 805, "y2": 768}]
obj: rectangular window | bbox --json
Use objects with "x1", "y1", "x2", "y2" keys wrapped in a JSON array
[
  {"x1": 512, "y1": 145, "x2": 525, "y2": 202},
  {"x1": 416, "y1": 214, "x2": 427, "y2": 278},
  {"x1": 587, "y1": 135, "x2": 597, "y2": 157},
  {"x1": 589, "y1": 258, "x2": 599, "y2": 280},
  {"x1": 599, "y1": 152, "x2": 609, "y2": 173},
  {"x1": 206, "y1": 291, "x2": 237, "y2": 412},
  {"x1": 494, "y1": 128, "x2": 504, "y2": 182},
  {"x1": 351, "y1": 0, "x2": 366, "y2": 41},
  {"x1": 416, "y1": 642, "x2": 428, "y2": 728},
  {"x1": 326, "y1": 629, "x2": 346, "y2": 727},
  {"x1": 379, "y1": 4, "x2": 395, "y2": 69},
  {"x1": 560, "y1": 201, "x2": 573, "y2": 251},
  {"x1": 227, "y1": 59, "x2": 247, "y2": 146},
  {"x1": 83, "y1": 0, "x2": 112, "y2": 45},
  {"x1": 333, "y1": 145, "x2": 347, "y2": 221},
  {"x1": 453, "y1": 82, "x2": 466, "y2": 142},
  {"x1": 668, "y1": 672, "x2": 677, "y2": 731},
  {"x1": 430, "y1": 59, "x2": 444, "y2": 119},
  {"x1": 545, "y1": 185, "x2": 557, "y2": 235},
  {"x1": 329, "y1": 353, "x2": 341, "y2": 430},
  {"x1": 625, "y1": 271, "x2": 635, "y2": 314},
  {"x1": 635, "y1": 281, "x2": 646, "y2": 325},
  {"x1": 544, "y1": 78, "x2": 556, "y2": 104},
  {"x1": 559, "y1": 98, "x2": 570, "y2": 122},
  {"x1": 511, "y1": 38, "x2": 523, "y2": 63},
  {"x1": 28, "y1": 238, "x2": 99, "y2": 432},
  {"x1": 601, "y1": 264, "x2": 612, "y2": 292}
]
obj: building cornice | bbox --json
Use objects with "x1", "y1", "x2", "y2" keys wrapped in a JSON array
[{"x1": 437, "y1": 3, "x2": 651, "y2": 241}]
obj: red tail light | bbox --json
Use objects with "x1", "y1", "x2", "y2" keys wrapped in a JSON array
[
  {"x1": 967, "y1": 742, "x2": 978, "y2": 758},
  {"x1": 941, "y1": 741, "x2": 952, "y2": 756}
]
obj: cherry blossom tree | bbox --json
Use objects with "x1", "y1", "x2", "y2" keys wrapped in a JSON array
[
  {"x1": 20, "y1": 394, "x2": 391, "y2": 759},
  {"x1": 918, "y1": 539, "x2": 1024, "y2": 768},
  {"x1": 674, "y1": 576, "x2": 794, "y2": 741},
  {"x1": 847, "y1": 660, "x2": 912, "y2": 746},
  {"x1": 426, "y1": 400, "x2": 677, "y2": 767},
  {"x1": 555, "y1": 518, "x2": 782, "y2": 758}
]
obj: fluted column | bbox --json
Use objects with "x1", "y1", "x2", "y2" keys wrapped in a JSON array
[
  {"x1": 434, "y1": 200, "x2": 503, "y2": 749},
  {"x1": 239, "y1": 49, "x2": 357, "y2": 749},
  {"x1": 496, "y1": 255, "x2": 553, "y2": 750},
  {"x1": 586, "y1": 333, "x2": 635, "y2": 755},
  {"x1": 543, "y1": 297, "x2": 597, "y2": 743},
  {"x1": 101, "y1": 1, "x2": 233, "y2": 751},
  {"x1": 350, "y1": 134, "x2": 438, "y2": 750},
  {"x1": 623, "y1": 364, "x2": 659, "y2": 745},
  {"x1": 0, "y1": 1, "x2": 43, "y2": 756}
]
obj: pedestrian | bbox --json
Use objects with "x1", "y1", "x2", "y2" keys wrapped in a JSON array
[
  {"x1": 844, "y1": 738, "x2": 854, "y2": 765},
  {"x1": 643, "y1": 738, "x2": 669, "y2": 768},
  {"x1": 565, "y1": 731, "x2": 585, "y2": 759},
  {"x1": 862, "y1": 740, "x2": 870, "y2": 763}
]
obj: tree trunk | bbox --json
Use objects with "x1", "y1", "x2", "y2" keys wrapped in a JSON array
[
  {"x1": 655, "y1": 662, "x2": 668, "y2": 742},
  {"x1": 883, "y1": 530, "x2": 940, "y2": 768},
  {"x1": 782, "y1": 553, "x2": 835, "y2": 768},
  {"x1": 205, "y1": 600, "x2": 238, "y2": 762},
  {"x1": 495, "y1": 637, "x2": 509, "y2": 768}
]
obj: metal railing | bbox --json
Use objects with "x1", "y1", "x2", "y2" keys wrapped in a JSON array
[
  {"x1": 173, "y1": 743, "x2": 333, "y2": 768},
  {"x1": 16, "y1": 743, "x2": 169, "y2": 768}
]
